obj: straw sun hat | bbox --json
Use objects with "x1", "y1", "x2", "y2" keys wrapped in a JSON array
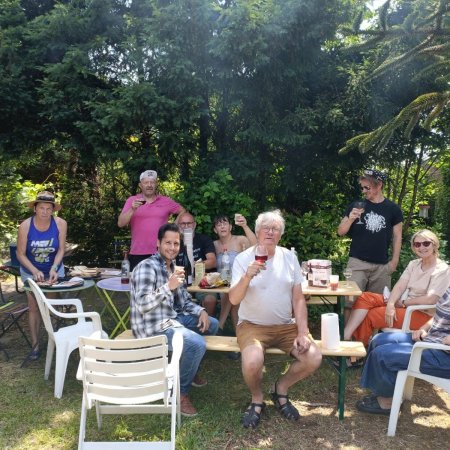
[{"x1": 27, "y1": 191, "x2": 62, "y2": 211}]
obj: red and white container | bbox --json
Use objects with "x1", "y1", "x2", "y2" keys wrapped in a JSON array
[{"x1": 308, "y1": 259, "x2": 332, "y2": 287}]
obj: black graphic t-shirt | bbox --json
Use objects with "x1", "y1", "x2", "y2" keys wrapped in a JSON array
[
  {"x1": 344, "y1": 199, "x2": 403, "y2": 264},
  {"x1": 176, "y1": 233, "x2": 217, "y2": 272}
]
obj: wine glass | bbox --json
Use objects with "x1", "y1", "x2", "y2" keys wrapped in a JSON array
[
  {"x1": 343, "y1": 268, "x2": 352, "y2": 286},
  {"x1": 354, "y1": 201, "x2": 366, "y2": 224},
  {"x1": 301, "y1": 261, "x2": 309, "y2": 279},
  {"x1": 255, "y1": 245, "x2": 268, "y2": 264}
]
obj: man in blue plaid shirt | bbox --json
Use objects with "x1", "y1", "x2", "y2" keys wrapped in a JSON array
[{"x1": 131, "y1": 223, "x2": 219, "y2": 417}]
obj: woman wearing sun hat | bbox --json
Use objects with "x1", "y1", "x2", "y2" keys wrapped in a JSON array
[{"x1": 16, "y1": 190, "x2": 67, "y2": 359}]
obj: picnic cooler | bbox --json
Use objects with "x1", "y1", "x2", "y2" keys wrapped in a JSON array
[{"x1": 307, "y1": 259, "x2": 332, "y2": 287}]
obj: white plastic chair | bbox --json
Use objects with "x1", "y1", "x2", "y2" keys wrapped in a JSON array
[
  {"x1": 381, "y1": 303, "x2": 436, "y2": 333},
  {"x1": 27, "y1": 279, "x2": 106, "y2": 398},
  {"x1": 387, "y1": 305, "x2": 450, "y2": 436},
  {"x1": 77, "y1": 331, "x2": 183, "y2": 450}
]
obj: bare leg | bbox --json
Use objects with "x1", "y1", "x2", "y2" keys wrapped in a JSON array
[
  {"x1": 344, "y1": 309, "x2": 369, "y2": 341},
  {"x1": 241, "y1": 344, "x2": 265, "y2": 411},
  {"x1": 274, "y1": 343, "x2": 322, "y2": 404},
  {"x1": 230, "y1": 304, "x2": 239, "y2": 330},
  {"x1": 202, "y1": 294, "x2": 217, "y2": 317},
  {"x1": 377, "y1": 396, "x2": 392, "y2": 409},
  {"x1": 26, "y1": 292, "x2": 40, "y2": 350},
  {"x1": 218, "y1": 294, "x2": 232, "y2": 330}
]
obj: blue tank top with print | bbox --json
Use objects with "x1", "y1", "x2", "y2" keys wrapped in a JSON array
[{"x1": 23, "y1": 216, "x2": 61, "y2": 276}]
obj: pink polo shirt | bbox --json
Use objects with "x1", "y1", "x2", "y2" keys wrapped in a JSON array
[{"x1": 121, "y1": 195, "x2": 181, "y2": 255}]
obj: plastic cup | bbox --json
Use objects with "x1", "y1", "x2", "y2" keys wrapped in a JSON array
[
  {"x1": 330, "y1": 275, "x2": 339, "y2": 291},
  {"x1": 234, "y1": 213, "x2": 243, "y2": 224},
  {"x1": 174, "y1": 266, "x2": 184, "y2": 276}
]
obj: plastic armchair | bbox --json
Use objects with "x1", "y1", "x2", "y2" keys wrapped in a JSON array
[
  {"x1": 381, "y1": 303, "x2": 436, "y2": 333},
  {"x1": 27, "y1": 279, "x2": 106, "y2": 398},
  {"x1": 401, "y1": 304, "x2": 436, "y2": 331},
  {"x1": 387, "y1": 304, "x2": 448, "y2": 436},
  {"x1": 77, "y1": 331, "x2": 183, "y2": 450}
]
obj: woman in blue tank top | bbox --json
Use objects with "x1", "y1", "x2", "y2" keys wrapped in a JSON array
[
  {"x1": 213, "y1": 215, "x2": 257, "y2": 336},
  {"x1": 16, "y1": 191, "x2": 67, "y2": 359}
]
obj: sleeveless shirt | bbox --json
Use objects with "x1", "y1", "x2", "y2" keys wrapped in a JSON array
[{"x1": 22, "y1": 216, "x2": 61, "y2": 276}]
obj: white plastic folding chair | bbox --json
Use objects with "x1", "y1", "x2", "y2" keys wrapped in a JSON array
[
  {"x1": 77, "y1": 331, "x2": 183, "y2": 450},
  {"x1": 387, "y1": 305, "x2": 450, "y2": 436},
  {"x1": 27, "y1": 279, "x2": 106, "y2": 398}
]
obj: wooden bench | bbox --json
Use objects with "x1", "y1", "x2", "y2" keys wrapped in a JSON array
[{"x1": 116, "y1": 330, "x2": 365, "y2": 420}]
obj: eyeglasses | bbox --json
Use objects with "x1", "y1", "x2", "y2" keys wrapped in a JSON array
[
  {"x1": 413, "y1": 241, "x2": 432, "y2": 248},
  {"x1": 361, "y1": 185, "x2": 371, "y2": 191},
  {"x1": 261, "y1": 226, "x2": 281, "y2": 234},
  {"x1": 179, "y1": 221, "x2": 194, "y2": 227}
]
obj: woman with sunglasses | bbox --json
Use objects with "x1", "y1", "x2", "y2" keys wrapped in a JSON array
[{"x1": 344, "y1": 229, "x2": 449, "y2": 346}]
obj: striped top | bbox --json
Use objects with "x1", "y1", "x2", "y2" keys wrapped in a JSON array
[{"x1": 424, "y1": 285, "x2": 450, "y2": 344}]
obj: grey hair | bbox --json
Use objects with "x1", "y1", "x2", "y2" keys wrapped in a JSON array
[{"x1": 255, "y1": 209, "x2": 285, "y2": 235}]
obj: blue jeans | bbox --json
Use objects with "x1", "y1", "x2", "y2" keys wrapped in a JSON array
[
  {"x1": 360, "y1": 332, "x2": 450, "y2": 397},
  {"x1": 158, "y1": 314, "x2": 219, "y2": 395}
]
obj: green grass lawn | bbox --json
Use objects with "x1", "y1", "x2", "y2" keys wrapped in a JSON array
[
  {"x1": 1, "y1": 342, "x2": 450, "y2": 450},
  {"x1": 1, "y1": 285, "x2": 449, "y2": 450}
]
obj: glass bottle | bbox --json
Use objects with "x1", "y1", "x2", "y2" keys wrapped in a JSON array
[
  {"x1": 121, "y1": 251, "x2": 130, "y2": 284},
  {"x1": 181, "y1": 244, "x2": 192, "y2": 286}
]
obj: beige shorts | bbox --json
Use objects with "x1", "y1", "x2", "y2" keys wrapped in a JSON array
[{"x1": 236, "y1": 321, "x2": 303, "y2": 355}]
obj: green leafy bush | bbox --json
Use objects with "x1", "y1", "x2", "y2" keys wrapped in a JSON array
[
  {"x1": 175, "y1": 168, "x2": 256, "y2": 235},
  {"x1": 281, "y1": 208, "x2": 349, "y2": 274}
]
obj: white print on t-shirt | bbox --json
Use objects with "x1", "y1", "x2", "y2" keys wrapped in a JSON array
[{"x1": 364, "y1": 211, "x2": 386, "y2": 233}]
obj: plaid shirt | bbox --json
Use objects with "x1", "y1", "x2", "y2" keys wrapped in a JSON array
[{"x1": 130, "y1": 253, "x2": 204, "y2": 338}]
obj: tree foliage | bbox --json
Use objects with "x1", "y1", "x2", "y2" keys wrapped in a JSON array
[
  {"x1": 0, "y1": 0, "x2": 448, "y2": 263},
  {"x1": 339, "y1": 0, "x2": 450, "y2": 155}
]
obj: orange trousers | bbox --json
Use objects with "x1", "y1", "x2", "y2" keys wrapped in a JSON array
[{"x1": 352, "y1": 292, "x2": 431, "y2": 346}]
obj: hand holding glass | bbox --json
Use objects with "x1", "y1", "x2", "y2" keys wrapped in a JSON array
[
  {"x1": 354, "y1": 201, "x2": 365, "y2": 224},
  {"x1": 255, "y1": 245, "x2": 268, "y2": 264}
]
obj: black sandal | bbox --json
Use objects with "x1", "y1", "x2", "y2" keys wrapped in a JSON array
[
  {"x1": 242, "y1": 402, "x2": 266, "y2": 428},
  {"x1": 270, "y1": 381, "x2": 300, "y2": 421}
]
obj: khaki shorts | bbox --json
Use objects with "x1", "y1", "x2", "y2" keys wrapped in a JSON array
[{"x1": 236, "y1": 321, "x2": 302, "y2": 355}]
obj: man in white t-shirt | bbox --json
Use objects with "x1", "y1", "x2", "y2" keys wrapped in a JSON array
[{"x1": 229, "y1": 210, "x2": 322, "y2": 428}]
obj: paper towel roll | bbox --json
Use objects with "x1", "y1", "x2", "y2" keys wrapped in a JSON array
[{"x1": 321, "y1": 313, "x2": 340, "y2": 350}]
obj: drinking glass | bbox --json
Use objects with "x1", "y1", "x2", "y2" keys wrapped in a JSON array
[
  {"x1": 354, "y1": 201, "x2": 365, "y2": 224},
  {"x1": 301, "y1": 261, "x2": 309, "y2": 279},
  {"x1": 255, "y1": 245, "x2": 268, "y2": 264},
  {"x1": 343, "y1": 268, "x2": 352, "y2": 286}
]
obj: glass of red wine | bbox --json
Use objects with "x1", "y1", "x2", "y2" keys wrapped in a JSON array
[{"x1": 255, "y1": 245, "x2": 268, "y2": 264}]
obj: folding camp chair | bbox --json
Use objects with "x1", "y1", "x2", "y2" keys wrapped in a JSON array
[{"x1": 0, "y1": 281, "x2": 31, "y2": 359}]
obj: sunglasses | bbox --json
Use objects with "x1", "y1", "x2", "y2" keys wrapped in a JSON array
[{"x1": 413, "y1": 241, "x2": 432, "y2": 248}]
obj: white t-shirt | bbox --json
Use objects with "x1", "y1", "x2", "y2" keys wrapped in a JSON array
[
  {"x1": 231, "y1": 246, "x2": 303, "y2": 325},
  {"x1": 399, "y1": 258, "x2": 450, "y2": 298}
]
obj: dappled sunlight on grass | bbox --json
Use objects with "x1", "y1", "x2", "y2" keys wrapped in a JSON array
[{"x1": 49, "y1": 410, "x2": 77, "y2": 428}]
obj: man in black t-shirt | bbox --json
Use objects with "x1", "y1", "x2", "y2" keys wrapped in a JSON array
[
  {"x1": 176, "y1": 212, "x2": 218, "y2": 316},
  {"x1": 338, "y1": 169, "x2": 403, "y2": 293}
]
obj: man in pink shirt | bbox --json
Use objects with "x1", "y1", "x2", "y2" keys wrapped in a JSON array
[{"x1": 118, "y1": 170, "x2": 186, "y2": 270}]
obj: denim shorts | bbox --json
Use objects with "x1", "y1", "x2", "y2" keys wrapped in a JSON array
[{"x1": 20, "y1": 265, "x2": 65, "y2": 283}]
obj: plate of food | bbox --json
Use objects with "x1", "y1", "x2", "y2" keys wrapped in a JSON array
[
  {"x1": 99, "y1": 268, "x2": 121, "y2": 277},
  {"x1": 37, "y1": 279, "x2": 84, "y2": 289},
  {"x1": 198, "y1": 272, "x2": 228, "y2": 288},
  {"x1": 69, "y1": 266, "x2": 101, "y2": 278}
]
